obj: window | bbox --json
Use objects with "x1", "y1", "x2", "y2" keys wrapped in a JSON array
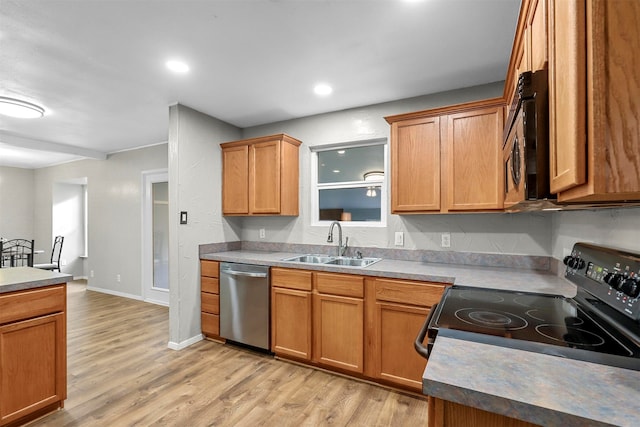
[{"x1": 311, "y1": 138, "x2": 387, "y2": 226}]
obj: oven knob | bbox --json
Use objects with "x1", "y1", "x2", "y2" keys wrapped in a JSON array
[
  {"x1": 563, "y1": 256, "x2": 572, "y2": 266},
  {"x1": 620, "y1": 278, "x2": 640, "y2": 298},
  {"x1": 604, "y1": 273, "x2": 624, "y2": 289}
]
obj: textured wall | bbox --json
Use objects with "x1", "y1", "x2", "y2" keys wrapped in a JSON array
[
  {"x1": 240, "y1": 82, "x2": 553, "y2": 256},
  {"x1": 551, "y1": 207, "x2": 640, "y2": 258},
  {"x1": 33, "y1": 144, "x2": 168, "y2": 295},
  {"x1": 0, "y1": 166, "x2": 34, "y2": 240}
]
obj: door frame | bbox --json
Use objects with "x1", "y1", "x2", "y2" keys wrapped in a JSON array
[{"x1": 142, "y1": 169, "x2": 169, "y2": 306}]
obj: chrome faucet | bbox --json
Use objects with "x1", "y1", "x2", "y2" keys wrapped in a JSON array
[{"x1": 327, "y1": 221, "x2": 348, "y2": 257}]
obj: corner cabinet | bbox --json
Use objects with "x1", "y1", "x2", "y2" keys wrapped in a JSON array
[
  {"x1": 0, "y1": 285, "x2": 67, "y2": 427},
  {"x1": 548, "y1": 0, "x2": 640, "y2": 202},
  {"x1": 386, "y1": 99, "x2": 505, "y2": 214},
  {"x1": 220, "y1": 134, "x2": 302, "y2": 216}
]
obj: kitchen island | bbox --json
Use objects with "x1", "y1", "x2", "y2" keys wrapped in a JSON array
[{"x1": 0, "y1": 267, "x2": 71, "y2": 427}]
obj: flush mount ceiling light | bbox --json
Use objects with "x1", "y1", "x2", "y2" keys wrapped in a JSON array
[
  {"x1": 166, "y1": 60, "x2": 190, "y2": 73},
  {"x1": 314, "y1": 83, "x2": 333, "y2": 96},
  {"x1": 0, "y1": 96, "x2": 45, "y2": 118},
  {"x1": 363, "y1": 171, "x2": 384, "y2": 181}
]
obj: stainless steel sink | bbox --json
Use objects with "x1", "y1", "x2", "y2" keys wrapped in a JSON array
[
  {"x1": 324, "y1": 257, "x2": 382, "y2": 267},
  {"x1": 282, "y1": 254, "x2": 381, "y2": 268},
  {"x1": 282, "y1": 254, "x2": 336, "y2": 264}
]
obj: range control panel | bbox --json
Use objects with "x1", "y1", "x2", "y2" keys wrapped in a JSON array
[{"x1": 565, "y1": 242, "x2": 640, "y2": 322}]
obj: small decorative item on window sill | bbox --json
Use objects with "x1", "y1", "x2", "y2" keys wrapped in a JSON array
[{"x1": 340, "y1": 212, "x2": 352, "y2": 221}]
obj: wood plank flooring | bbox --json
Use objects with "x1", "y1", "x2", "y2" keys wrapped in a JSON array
[{"x1": 28, "y1": 282, "x2": 429, "y2": 426}]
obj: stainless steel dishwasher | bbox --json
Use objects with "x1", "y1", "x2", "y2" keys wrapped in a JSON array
[{"x1": 219, "y1": 262, "x2": 270, "y2": 351}]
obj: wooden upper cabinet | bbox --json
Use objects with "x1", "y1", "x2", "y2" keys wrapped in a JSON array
[
  {"x1": 548, "y1": 0, "x2": 587, "y2": 194},
  {"x1": 444, "y1": 105, "x2": 504, "y2": 212},
  {"x1": 391, "y1": 116, "x2": 441, "y2": 213},
  {"x1": 527, "y1": 0, "x2": 547, "y2": 72},
  {"x1": 549, "y1": 0, "x2": 640, "y2": 202},
  {"x1": 386, "y1": 98, "x2": 505, "y2": 214},
  {"x1": 221, "y1": 145, "x2": 249, "y2": 214},
  {"x1": 220, "y1": 134, "x2": 302, "y2": 216}
]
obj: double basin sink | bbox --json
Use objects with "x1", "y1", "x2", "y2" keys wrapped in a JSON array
[{"x1": 282, "y1": 254, "x2": 382, "y2": 268}]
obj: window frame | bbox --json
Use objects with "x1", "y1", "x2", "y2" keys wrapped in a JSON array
[{"x1": 310, "y1": 138, "x2": 388, "y2": 228}]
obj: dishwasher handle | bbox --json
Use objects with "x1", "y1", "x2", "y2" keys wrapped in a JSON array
[
  {"x1": 223, "y1": 269, "x2": 268, "y2": 278},
  {"x1": 414, "y1": 302, "x2": 437, "y2": 360}
]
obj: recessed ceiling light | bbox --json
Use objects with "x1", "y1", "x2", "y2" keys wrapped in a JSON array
[
  {"x1": 337, "y1": 150, "x2": 345, "y2": 155},
  {"x1": 166, "y1": 60, "x2": 190, "y2": 73},
  {"x1": 314, "y1": 83, "x2": 333, "y2": 96},
  {"x1": 0, "y1": 96, "x2": 45, "y2": 118},
  {"x1": 333, "y1": 169, "x2": 340, "y2": 173}
]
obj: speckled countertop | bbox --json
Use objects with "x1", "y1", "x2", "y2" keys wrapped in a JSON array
[
  {"x1": 424, "y1": 336, "x2": 640, "y2": 427},
  {"x1": 200, "y1": 250, "x2": 577, "y2": 297},
  {"x1": 0, "y1": 266, "x2": 73, "y2": 293}
]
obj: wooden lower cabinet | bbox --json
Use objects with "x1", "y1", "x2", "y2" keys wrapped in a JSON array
[
  {"x1": 270, "y1": 267, "x2": 446, "y2": 392},
  {"x1": 0, "y1": 285, "x2": 67, "y2": 427},
  {"x1": 366, "y1": 278, "x2": 446, "y2": 392},
  {"x1": 428, "y1": 397, "x2": 540, "y2": 427},
  {"x1": 271, "y1": 286, "x2": 312, "y2": 360},
  {"x1": 200, "y1": 260, "x2": 222, "y2": 339},
  {"x1": 271, "y1": 268, "x2": 313, "y2": 360},
  {"x1": 313, "y1": 272, "x2": 364, "y2": 374}
]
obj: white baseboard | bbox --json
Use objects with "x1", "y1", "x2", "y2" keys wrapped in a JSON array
[
  {"x1": 144, "y1": 297, "x2": 169, "y2": 307},
  {"x1": 86, "y1": 285, "x2": 143, "y2": 301},
  {"x1": 168, "y1": 334, "x2": 204, "y2": 351}
]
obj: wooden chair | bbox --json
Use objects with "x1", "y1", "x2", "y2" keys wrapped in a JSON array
[
  {"x1": 0, "y1": 239, "x2": 35, "y2": 267},
  {"x1": 34, "y1": 236, "x2": 64, "y2": 272}
]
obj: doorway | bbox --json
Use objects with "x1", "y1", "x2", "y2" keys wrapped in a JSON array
[{"x1": 142, "y1": 170, "x2": 169, "y2": 306}]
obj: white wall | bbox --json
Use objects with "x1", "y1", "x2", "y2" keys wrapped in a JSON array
[
  {"x1": 33, "y1": 144, "x2": 168, "y2": 297},
  {"x1": 551, "y1": 207, "x2": 640, "y2": 258},
  {"x1": 0, "y1": 166, "x2": 34, "y2": 240},
  {"x1": 240, "y1": 82, "x2": 553, "y2": 256},
  {"x1": 51, "y1": 182, "x2": 85, "y2": 277},
  {"x1": 168, "y1": 104, "x2": 242, "y2": 348}
]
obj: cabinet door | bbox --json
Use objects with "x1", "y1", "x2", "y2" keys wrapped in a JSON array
[
  {"x1": 373, "y1": 302, "x2": 430, "y2": 391},
  {"x1": 313, "y1": 293, "x2": 364, "y2": 373},
  {"x1": 250, "y1": 139, "x2": 281, "y2": 214},
  {"x1": 527, "y1": 0, "x2": 547, "y2": 72},
  {"x1": 443, "y1": 106, "x2": 504, "y2": 211},
  {"x1": 0, "y1": 313, "x2": 65, "y2": 425},
  {"x1": 548, "y1": 0, "x2": 586, "y2": 193},
  {"x1": 221, "y1": 145, "x2": 249, "y2": 214},
  {"x1": 391, "y1": 116, "x2": 441, "y2": 212},
  {"x1": 271, "y1": 287, "x2": 312, "y2": 360}
]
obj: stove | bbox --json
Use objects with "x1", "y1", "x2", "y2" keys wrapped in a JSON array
[{"x1": 417, "y1": 243, "x2": 640, "y2": 371}]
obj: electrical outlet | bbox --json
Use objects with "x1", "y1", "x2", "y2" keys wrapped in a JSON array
[
  {"x1": 394, "y1": 231, "x2": 404, "y2": 246},
  {"x1": 259, "y1": 228, "x2": 266, "y2": 239},
  {"x1": 441, "y1": 232, "x2": 451, "y2": 248},
  {"x1": 116, "y1": 274, "x2": 121, "y2": 282},
  {"x1": 90, "y1": 270, "x2": 94, "y2": 278}
]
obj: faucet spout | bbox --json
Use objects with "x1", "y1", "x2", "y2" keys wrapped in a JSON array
[{"x1": 327, "y1": 221, "x2": 347, "y2": 257}]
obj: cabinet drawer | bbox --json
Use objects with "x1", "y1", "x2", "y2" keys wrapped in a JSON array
[
  {"x1": 201, "y1": 277, "x2": 219, "y2": 294},
  {"x1": 272, "y1": 267, "x2": 312, "y2": 291},
  {"x1": 201, "y1": 292, "x2": 219, "y2": 314},
  {"x1": 0, "y1": 285, "x2": 66, "y2": 325},
  {"x1": 316, "y1": 272, "x2": 363, "y2": 298},
  {"x1": 374, "y1": 279, "x2": 445, "y2": 307},
  {"x1": 201, "y1": 312, "x2": 219, "y2": 336},
  {"x1": 201, "y1": 260, "x2": 219, "y2": 278}
]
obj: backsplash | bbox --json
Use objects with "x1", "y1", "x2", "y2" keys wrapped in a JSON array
[{"x1": 200, "y1": 240, "x2": 551, "y2": 271}]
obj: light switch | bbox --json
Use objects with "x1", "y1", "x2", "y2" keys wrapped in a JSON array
[
  {"x1": 180, "y1": 211, "x2": 188, "y2": 224},
  {"x1": 394, "y1": 231, "x2": 404, "y2": 246}
]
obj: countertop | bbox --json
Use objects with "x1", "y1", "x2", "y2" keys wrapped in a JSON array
[
  {"x1": 423, "y1": 336, "x2": 640, "y2": 427},
  {"x1": 0, "y1": 266, "x2": 73, "y2": 293},
  {"x1": 200, "y1": 250, "x2": 577, "y2": 296}
]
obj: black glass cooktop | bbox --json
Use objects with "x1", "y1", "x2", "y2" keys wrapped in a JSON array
[{"x1": 429, "y1": 286, "x2": 640, "y2": 370}]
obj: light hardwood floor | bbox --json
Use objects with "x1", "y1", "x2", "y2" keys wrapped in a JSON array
[{"x1": 29, "y1": 282, "x2": 429, "y2": 426}]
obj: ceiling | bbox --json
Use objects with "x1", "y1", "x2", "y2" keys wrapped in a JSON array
[{"x1": 0, "y1": 0, "x2": 521, "y2": 169}]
